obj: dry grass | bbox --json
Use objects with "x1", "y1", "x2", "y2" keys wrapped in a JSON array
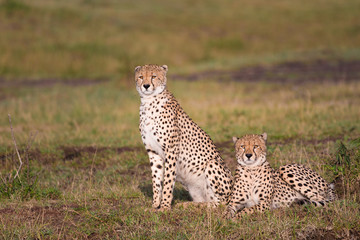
[{"x1": 0, "y1": 77, "x2": 359, "y2": 148}]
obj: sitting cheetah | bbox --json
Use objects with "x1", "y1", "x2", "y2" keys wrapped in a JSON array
[
  {"x1": 135, "y1": 64, "x2": 232, "y2": 210},
  {"x1": 227, "y1": 133, "x2": 336, "y2": 218}
]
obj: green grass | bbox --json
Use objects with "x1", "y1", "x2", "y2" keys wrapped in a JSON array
[{"x1": 0, "y1": 0, "x2": 360, "y2": 238}]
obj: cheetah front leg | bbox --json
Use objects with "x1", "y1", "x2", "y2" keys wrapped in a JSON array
[
  {"x1": 159, "y1": 138, "x2": 180, "y2": 210},
  {"x1": 226, "y1": 188, "x2": 247, "y2": 218},
  {"x1": 236, "y1": 200, "x2": 272, "y2": 218},
  {"x1": 148, "y1": 150, "x2": 164, "y2": 209},
  {"x1": 232, "y1": 184, "x2": 273, "y2": 219}
]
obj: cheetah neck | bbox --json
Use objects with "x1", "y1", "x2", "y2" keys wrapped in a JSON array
[
  {"x1": 140, "y1": 88, "x2": 171, "y2": 106},
  {"x1": 238, "y1": 161, "x2": 270, "y2": 171}
]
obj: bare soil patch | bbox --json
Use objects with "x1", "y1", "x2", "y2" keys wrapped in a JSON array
[
  {"x1": 1, "y1": 59, "x2": 359, "y2": 89},
  {"x1": 173, "y1": 59, "x2": 360, "y2": 84},
  {"x1": 0, "y1": 202, "x2": 93, "y2": 237}
]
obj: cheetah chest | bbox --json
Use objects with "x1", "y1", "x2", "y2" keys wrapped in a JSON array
[
  {"x1": 139, "y1": 98, "x2": 167, "y2": 159},
  {"x1": 142, "y1": 117, "x2": 164, "y2": 158},
  {"x1": 240, "y1": 168, "x2": 270, "y2": 207}
]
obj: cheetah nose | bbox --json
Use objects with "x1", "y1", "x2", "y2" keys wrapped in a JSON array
[
  {"x1": 143, "y1": 84, "x2": 150, "y2": 90},
  {"x1": 245, "y1": 153, "x2": 252, "y2": 159}
]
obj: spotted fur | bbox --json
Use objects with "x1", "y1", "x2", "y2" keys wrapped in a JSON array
[
  {"x1": 135, "y1": 64, "x2": 232, "y2": 210},
  {"x1": 227, "y1": 133, "x2": 336, "y2": 218}
]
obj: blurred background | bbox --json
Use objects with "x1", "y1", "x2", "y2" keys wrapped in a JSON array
[
  {"x1": 0, "y1": 0, "x2": 359, "y2": 80},
  {"x1": 0, "y1": 1, "x2": 359, "y2": 238}
]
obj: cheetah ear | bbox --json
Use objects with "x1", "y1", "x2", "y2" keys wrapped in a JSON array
[
  {"x1": 260, "y1": 132, "x2": 267, "y2": 141},
  {"x1": 134, "y1": 66, "x2": 141, "y2": 72},
  {"x1": 232, "y1": 136, "x2": 238, "y2": 144},
  {"x1": 161, "y1": 65, "x2": 168, "y2": 72}
]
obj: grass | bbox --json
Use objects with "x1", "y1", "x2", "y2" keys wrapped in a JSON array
[
  {"x1": 0, "y1": 0, "x2": 360, "y2": 238},
  {"x1": 0, "y1": 77, "x2": 359, "y2": 238},
  {"x1": 0, "y1": 80, "x2": 359, "y2": 148}
]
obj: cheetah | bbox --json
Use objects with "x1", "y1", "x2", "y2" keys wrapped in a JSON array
[
  {"x1": 135, "y1": 64, "x2": 232, "y2": 210},
  {"x1": 226, "y1": 133, "x2": 336, "y2": 218}
]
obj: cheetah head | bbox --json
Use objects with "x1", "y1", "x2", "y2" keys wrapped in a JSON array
[
  {"x1": 232, "y1": 133, "x2": 267, "y2": 167},
  {"x1": 134, "y1": 64, "x2": 168, "y2": 98}
]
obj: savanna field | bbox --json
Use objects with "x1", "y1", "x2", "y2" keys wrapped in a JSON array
[{"x1": 0, "y1": 0, "x2": 360, "y2": 239}]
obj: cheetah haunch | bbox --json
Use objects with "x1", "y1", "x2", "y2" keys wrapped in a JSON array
[
  {"x1": 227, "y1": 133, "x2": 336, "y2": 218},
  {"x1": 135, "y1": 64, "x2": 232, "y2": 210}
]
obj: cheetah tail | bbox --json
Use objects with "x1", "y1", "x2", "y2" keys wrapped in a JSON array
[
  {"x1": 295, "y1": 199, "x2": 328, "y2": 207},
  {"x1": 295, "y1": 183, "x2": 337, "y2": 207}
]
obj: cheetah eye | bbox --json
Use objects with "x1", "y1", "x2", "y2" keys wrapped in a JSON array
[
  {"x1": 240, "y1": 145, "x2": 245, "y2": 149},
  {"x1": 151, "y1": 75, "x2": 156, "y2": 79},
  {"x1": 254, "y1": 145, "x2": 259, "y2": 149},
  {"x1": 139, "y1": 76, "x2": 143, "y2": 80}
]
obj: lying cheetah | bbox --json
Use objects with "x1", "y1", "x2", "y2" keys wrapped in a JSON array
[
  {"x1": 135, "y1": 64, "x2": 232, "y2": 210},
  {"x1": 227, "y1": 133, "x2": 336, "y2": 218}
]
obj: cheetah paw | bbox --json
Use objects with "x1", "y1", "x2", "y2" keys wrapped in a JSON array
[{"x1": 224, "y1": 210, "x2": 235, "y2": 219}]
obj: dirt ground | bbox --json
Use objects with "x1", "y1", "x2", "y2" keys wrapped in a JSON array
[
  {"x1": 0, "y1": 59, "x2": 359, "y2": 88},
  {"x1": 173, "y1": 59, "x2": 360, "y2": 84}
]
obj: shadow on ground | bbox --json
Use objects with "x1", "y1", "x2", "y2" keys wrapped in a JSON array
[{"x1": 139, "y1": 183, "x2": 192, "y2": 202}]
